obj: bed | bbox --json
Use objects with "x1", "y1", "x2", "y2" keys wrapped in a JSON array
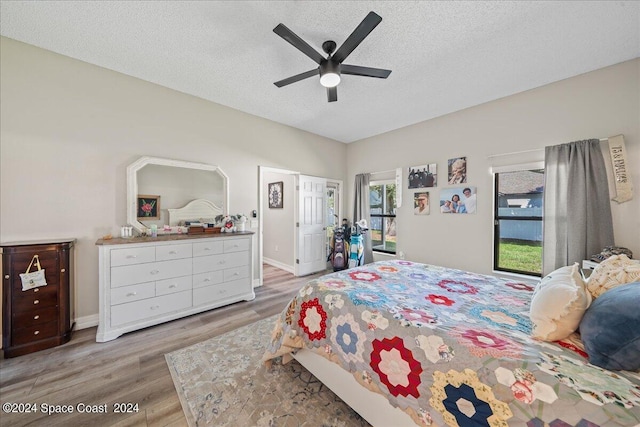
[{"x1": 262, "y1": 260, "x2": 640, "y2": 426}]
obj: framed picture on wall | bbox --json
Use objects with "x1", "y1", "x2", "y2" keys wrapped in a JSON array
[
  {"x1": 439, "y1": 187, "x2": 476, "y2": 214},
  {"x1": 408, "y1": 163, "x2": 437, "y2": 188},
  {"x1": 137, "y1": 195, "x2": 160, "y2": 219},
  {"x1": 268, "y1": 181, "x2": 283, "y2": 208},
  {"x1": 413, "y1": 192, "x2": 430, "y2": 215},
  {"x1": 447, "y1": 157, "x2": 467, "y2": 184}
]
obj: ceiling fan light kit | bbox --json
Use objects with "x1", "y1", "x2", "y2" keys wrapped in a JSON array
[{"x1": 273, "y1": 11, "x2": 392, "y2": 102}]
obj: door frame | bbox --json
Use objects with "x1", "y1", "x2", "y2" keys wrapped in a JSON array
[
  {"x1": 258, "y1": 166, "x2": 343, "y2": 284},
  {"x1": 258, "y1": 166, "x2": 299, "y2": 286}
]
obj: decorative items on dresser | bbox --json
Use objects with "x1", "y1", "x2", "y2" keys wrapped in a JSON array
[
  {"x1": 1, "y1": 239, "x2": 75, "y2": 358},
  {"x1": 95, "y1": 232, "x2": 254, "y2": 342}
]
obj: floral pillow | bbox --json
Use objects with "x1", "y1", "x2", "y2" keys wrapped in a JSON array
[
  {"x1": 530, "y1": 263, "x2": 592, "y2": 342},
  {"x1": 579, "y1": 282, "x2": 640, "y2": 371},
  {"x1": 586, "y1": 254, "x2": 640, "y2": 298}
]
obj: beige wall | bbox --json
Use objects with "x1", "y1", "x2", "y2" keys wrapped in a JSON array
[
  {"x1": 347, "y1": 58, "x2": 640, "y2": 275},
  {"x1": 2, "y1": 36, "x2": 639, "y2": 330},
  {"x1": 0, "y1": 37, "x2": 347, "y2": 326}
]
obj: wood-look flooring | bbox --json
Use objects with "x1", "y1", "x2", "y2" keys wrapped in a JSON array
[{"x1": 0, "y1": 265, "x2": 330, "y2": 427}]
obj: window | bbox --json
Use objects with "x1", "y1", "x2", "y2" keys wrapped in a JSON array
[
  {"x1": 493, "y1": 168, "x2": 544, "y2": 276},
  {"x1": 370, "y1": 181, "x2": 396, "y2": 254}
]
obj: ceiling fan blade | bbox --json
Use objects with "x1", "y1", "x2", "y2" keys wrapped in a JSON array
[
  {"x1": 332, "y1": 11, "x2": 382, "y2": 64},
  {"x1": 274, "y1": 69, "x2": 319, "y2": 87},
  {"x1": 327, "y1": 86, "x2": 337, "y2": 102},
  {"x1": 341, "y1": 64, "x2": 391, "y2": 79},
  {"x1": 274, "y1": 24, "x2": 325, "y2": 65}
]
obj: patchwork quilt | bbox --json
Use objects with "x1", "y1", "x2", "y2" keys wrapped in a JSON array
[{"x1": 262, "y1": 260, "x2": 640, "y2": 426}]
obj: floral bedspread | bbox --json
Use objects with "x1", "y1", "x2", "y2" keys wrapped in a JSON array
[{"x1": 262, "y1": 260, "x2": 640, "y2": 426}]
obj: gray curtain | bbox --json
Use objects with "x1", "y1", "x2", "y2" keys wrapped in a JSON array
[
  {"x1": 353, "y1": 173, "x2": 373, "y2": 265},
  {"x1": 542, "y1": 139, "x2": 614, "y2": 275}
]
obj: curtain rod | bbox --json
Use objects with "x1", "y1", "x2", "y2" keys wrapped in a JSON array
[{"x1": 488, "y1": 137, "x2": 610, "y2": 159}]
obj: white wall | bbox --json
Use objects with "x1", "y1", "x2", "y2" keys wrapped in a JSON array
[
  {"x1": 0, "y1": 37, "x2": 347, "y2": 324},
  {"x1": 347, "y1": 58, "x2": 640, "y2": 275}
]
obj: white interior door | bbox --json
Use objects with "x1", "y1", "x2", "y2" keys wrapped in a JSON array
[{"x1": 296, "y1": 175, "x2": 327, "y2": 276}]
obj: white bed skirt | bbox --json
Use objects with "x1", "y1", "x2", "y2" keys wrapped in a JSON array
[{"x1": 293, "y1": 348, "x2": 417, "y2": 427}]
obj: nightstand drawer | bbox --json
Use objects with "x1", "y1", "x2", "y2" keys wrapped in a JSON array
[
  {"x1": 12, "y1": 285, "x2": 58, "y2": 313},
  {"x1": 12, "y1": 321, "x2": 59, "y2": 346},
  {"x1": 13, "y1": 306, "x2": 59, "y2": 328}
]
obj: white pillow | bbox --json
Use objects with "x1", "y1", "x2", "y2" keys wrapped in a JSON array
[{"x1": 530, "y1": 263, "x2": 592, "y2": 342}]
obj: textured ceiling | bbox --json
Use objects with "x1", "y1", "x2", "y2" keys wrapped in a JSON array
[{"x1": 1, "y1": 1, "x2": 639, "y2": 143}]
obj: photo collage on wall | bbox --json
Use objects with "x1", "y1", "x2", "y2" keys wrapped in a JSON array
[{"x1": 407, "y1": 157, "x2": 476, "y2": 216}]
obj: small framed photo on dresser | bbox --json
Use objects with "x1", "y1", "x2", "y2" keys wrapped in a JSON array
[{"x1": 137, "y1": 195, "x2": 160, "y2": 219}]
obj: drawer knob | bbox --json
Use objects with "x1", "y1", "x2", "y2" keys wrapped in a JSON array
[
  {"x1": 127, "y1": 292, "x2": 137, "y2": 297},
  {"x1": 204, "y1": 247, "x2": 210, "y2": 251},
  {"x1": 219, "y1": 260, "x2": 226, "y2": 265},
  {"x1": 34, "y1": 315, "x2": 40, "y2": 320},
  {"x1": 150, "y1": 270, "x2": 160, "y2": 275},
  {"x1": 169, "y1": 251, "x2": 177, "y2": 254},
  {"x1": 34, "y1": 300, "x2": 40, "y2": 305},
  {"x1": 169, "y1": 284, "x2": 177, "y2": 289},
  {"x1": 233, "y1": 272, "x2": 239, "y2": 276},
  {"x1": 4, "y1": 275, "x2": 9, "y2": 280},
  {"x1": 34, "y1": 330, "x2": 40, "y2": 335},
  {"x1": 150, "y1": 305, "x2": 160, "y2": 310},
  {"x1": 34, "y1": 288, "x2": 40, "y2": 293},
  {"x1": 219, "y1": 289, "x2": 227, "y2": 294},
  {"x1": 61, "y1": 268, "x2": 66, "y2": 273},
  {"x1": 233, "y1": 244, "x2": 239, "y2": 248},
  {"x1": 204, "y1": 278, "x2": 211, "y2": 282},
  {"x1": 126, "y1": 255, "x2": 137, "y2": 259}
]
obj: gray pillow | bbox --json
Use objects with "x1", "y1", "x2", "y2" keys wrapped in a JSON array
[{"x1": 579, "y1": 282, "x2": 640, "y2": 371}]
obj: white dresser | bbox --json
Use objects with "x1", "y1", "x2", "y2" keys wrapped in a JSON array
[{"x1": 96, "y1": 232, "x2": 254, "y2": 342}]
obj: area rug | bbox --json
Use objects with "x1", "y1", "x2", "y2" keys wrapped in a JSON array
[{"x1": 165, "y1": 315, "x2": 369, "y2": 426}]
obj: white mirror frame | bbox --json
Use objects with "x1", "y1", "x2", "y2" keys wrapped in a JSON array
[{"x1": 126, "y1": 156, "x2": 229, "y2": 234}]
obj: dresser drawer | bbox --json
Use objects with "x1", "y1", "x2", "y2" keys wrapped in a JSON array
[
  {"x1": 193, "y1": 279, "x2": 248, "y2": 306},
  {"x1": 111, "y1": 282, "x2": 156, "y2": 306},
  {"x1": 156, "y1": 244, "x2": 192, "y2": 261},
  {"x1": 224, "y1": 265, "x2": 249, "y2": 282},
  {"x1": 111, "y1": 258, "x2": 192, "y2": 288},
  {"x1": 156, "y1": 275, "x2": 192, "y2": 296},
  {"x1": 223, "y1": 238, "x2": 250, "y2": 253},
  {"x1": 13, "y1": 285, "x2": 58, "y2": 312},
  {"x1": 193, "y1": 271, "x2": 223, "y2": 289},
  {"x1": 111, "y1": 247, "x2": 155, "y2": 267},
  {"x1": 193, "y1": 241, "x2": 224, "y2": 257},
  {"x1": 193, "y1": 252, "x2": 248, "y2": 275},
  {"x1": 13, "y1": 306, "x2": 59, "y2": 328},
  {"x1": 110, "y1": 290, "x2": 192, "y2": 327},
  {"x1": 12, "y1": 321, "x2": 59, "y2": 346}
]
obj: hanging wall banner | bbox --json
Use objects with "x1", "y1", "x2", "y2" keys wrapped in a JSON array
[{"x1": 608, "y1": 134, "x2": 633, "y2": 203}]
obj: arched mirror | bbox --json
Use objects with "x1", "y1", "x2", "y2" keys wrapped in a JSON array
[{"x1": 127, "y1": 156, "x2": 229, "y2": 233}]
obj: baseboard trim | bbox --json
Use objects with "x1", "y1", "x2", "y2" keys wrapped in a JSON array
[
  {"x1": 263, "y1": 257, "x2": 295, "y2": 274},
  {"x1": 75, "y1": 314, "x2": 99, "y2": 330}
]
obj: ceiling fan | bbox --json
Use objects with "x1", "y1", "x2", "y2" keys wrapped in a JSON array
[{"x1": 273, "y1": 11, "x2": 392, "y2": 102}]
